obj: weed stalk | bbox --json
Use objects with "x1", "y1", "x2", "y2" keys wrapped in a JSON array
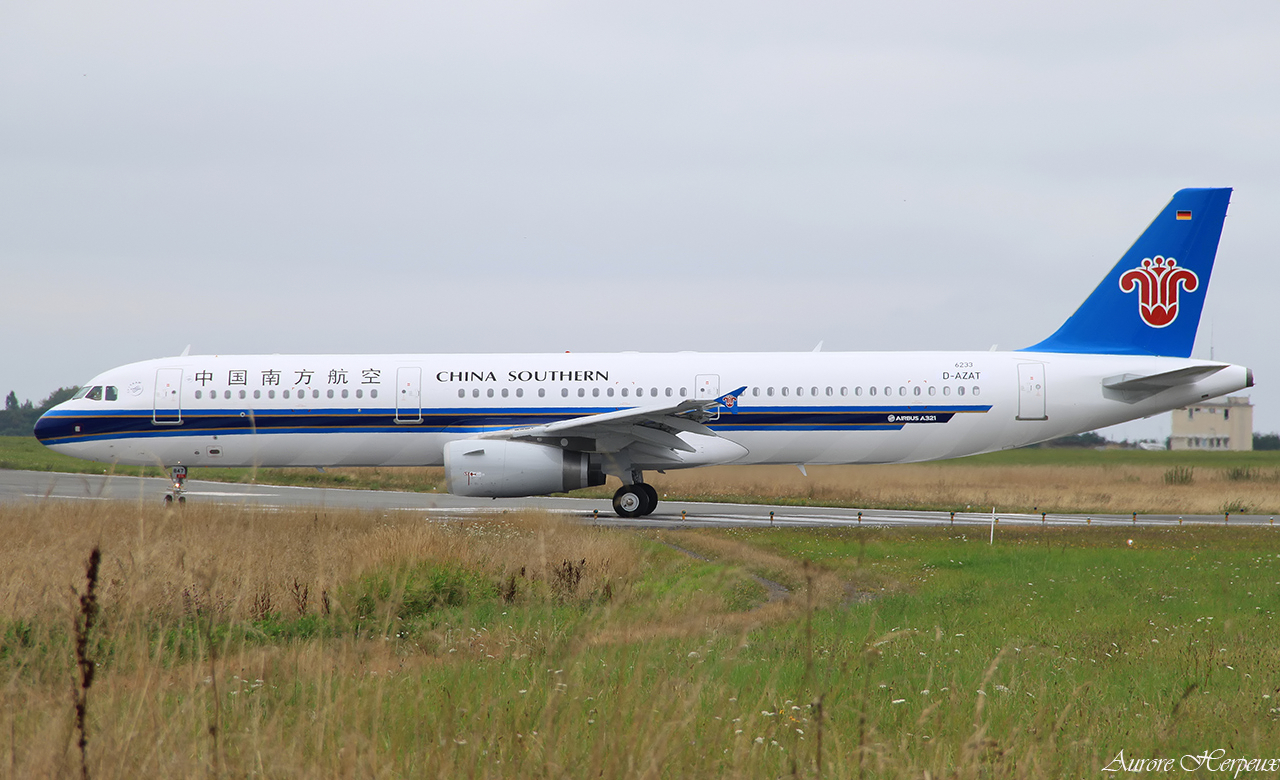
[{"x1": 73, "y1": 546, "x2": 101, "y2": 780}]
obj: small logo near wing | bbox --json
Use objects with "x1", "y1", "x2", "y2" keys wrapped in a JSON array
[{"x1": 1118, "y1": 256, "x2": 1199, "y2": 329}]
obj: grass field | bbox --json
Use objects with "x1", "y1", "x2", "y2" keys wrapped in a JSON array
[
  {"x1": 7, "y1": 435, "x2": 1280, "y2": 515},
  {"x1": 1, "y1": 499, "x2": 1278, "y2": 778}
]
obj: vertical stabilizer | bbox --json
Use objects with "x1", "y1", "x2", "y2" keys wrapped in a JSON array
[{"x1": 1025, "y1": 188, "x2": 1231, "y2": 357}]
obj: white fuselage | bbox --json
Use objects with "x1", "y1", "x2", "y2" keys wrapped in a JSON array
[{"x1": 37, "y1": 350, "x2": 1251, "y2": 470}]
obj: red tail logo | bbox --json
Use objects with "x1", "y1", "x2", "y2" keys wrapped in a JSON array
[{"x1": 1118, "y1": 256, "x2": 1199, "y2": 328}]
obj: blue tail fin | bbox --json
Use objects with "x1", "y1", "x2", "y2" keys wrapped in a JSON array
[{"x1": 1024, "y1": 188, "x2": 1231, "y2": 357}]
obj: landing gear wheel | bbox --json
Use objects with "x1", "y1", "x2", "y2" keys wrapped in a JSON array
[
  {"x1": 612, "y1": 485, "x2": 652, "y2": 518},
  {"x1": 163, "y1": 494, "x2": 173, "y2": 506},
  {"x1": 639, "y1": 483, "x2": 658, "y2": 516}
]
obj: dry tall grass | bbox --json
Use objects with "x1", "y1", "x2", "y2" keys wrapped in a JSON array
[
  {"x1": 640, "y1": 463, "x2": 1280, "y2": 515},
  {"x1": 0, "y1": 503, "x2": 637, "y2": 624},
  {"x1": 235, "y1": 458, "x2": 1280, "y2": 516},
  {"x1": 0, "y1": 502, "x2": 670, "y2": 777}
]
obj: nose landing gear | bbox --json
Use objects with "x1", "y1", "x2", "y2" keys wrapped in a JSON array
[{"x1": 163, "y1": 465, "x2": 187, "y2": 506}]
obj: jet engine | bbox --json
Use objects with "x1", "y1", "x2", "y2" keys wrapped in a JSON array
[{"x1": 443, "y1": 440, "x2": 605, "y2": 498}]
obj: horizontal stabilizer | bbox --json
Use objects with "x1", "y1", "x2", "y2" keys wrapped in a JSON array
[
  {"x1": 1102, "y1": 365, "x2": 1225, "y2": 392},
  {"x1": 1101, "y1": 365, "x2": 1226, "y2": 402}
]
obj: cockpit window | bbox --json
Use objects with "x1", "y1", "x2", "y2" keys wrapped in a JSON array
[
  {"x1": 72, "y1": 387, "x2": 91, "y2": 400},
  {"x1": 105, "y1": 386, "x2": 119, "y2": 401},
  {"x1": 86, "y1": 386, "x2": 103, "y2": 401}
]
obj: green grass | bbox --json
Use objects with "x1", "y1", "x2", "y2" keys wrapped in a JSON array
[
  {"x1": 4, "y1": 510, "x2": 1280, "y2": 777},
  {"x1": 956, "y1": 447, "x2": 1280, "y2": 469}
]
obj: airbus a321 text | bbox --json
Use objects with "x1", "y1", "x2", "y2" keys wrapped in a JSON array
[{"x1": 36, "y1": 188, "x2": 1252, "y2": 516}]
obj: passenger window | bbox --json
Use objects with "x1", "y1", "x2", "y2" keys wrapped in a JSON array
[
  {"x1": 621, "y1": 388, "x2": 629, "y2": 397},
  {"x1": 606, "y1": 388, "x2": 614, "y2": 397},
  {"x1": 972, "y1": 386, "x2": 980, "y2": 396},
  {"x1": 312, "y1": 389, "x2": 319, "y2": 399},
  {"x1": 561, "y1": 388, "x2": 569, "y2": 397},
  {"x1": 781, "y1": 387, "x2": 789, "y2": 397},
  {"x1": 899, "y1": 387, "x2": 906, "y2": 396},
  {"x1": 284, "y1": 390, "x2": 291, "y2": 399},
  {"x1": 797, "y1": 387, "x2": 804, "y2": 397},
  {"x1": 957, "y1": 386, "x2": 966, "y2": 396},
  {"x1": 869, "y1": 387, "x2": 877, "y2": 396},
  {"x1": 341, "y1": 388, "x2": 348, "y2": 398},
  {"x1": 592, "y1": 388, "x2": 599, "y2": 397},
  {"x1": 487, "y1": 388, "x2": 495, "y2": 398},
  {"x1": 577, "y1": 388, "x2": 585, "y2": 397},
  {"x1": 502, "y1": 388, "x2": 509, "y2": 398},
  {"x1": 766, "y1": 387, "x2": 774, "y2": 397},
  {"x1": 370, "y1": 389, "x2": 378, "y2": 399},
  {"x1": 854, "y1": 387, "x2": 862, "y2": 396},
  {"x1": 355, "y1": 389, "x2": 363, "y2": 399},
  {"x1": 254, "y1": 390, "x2": 261, "y2": 399},
  {"x1": 665, "y1": 387, "x2": 672, "y2": 397},
  {"x1": 826, "y1": 387, "x2": 833, "y2": 397},
  {"x1": 884, "y1": 387, "x2": 891, "y2": 396},
  {"x1": 240, "y1": 390, "x2": 247, "y2": 399},
  {"x1": 636, "y1": 388, "x2": 644, "y2": 397},
  {"x1": 928, "y1": 386, "x2": 936, "y2": 396},
  {"x1": 679, "y1": 388, "x2": 687, "y2": 397},
  {"x1": 516, "y1": 388, "x2": 524, "y2": 398},
  {"x1": 942, "y1": 386, "x2": 950, "y2": 396},
  {"x1": 913, "y1": 386, "x2": 921, "y2": 396},
  {"x1": 87, "y1": 386, "x2": 103, "y2": 401},
  {"x1": 105, "y1": 386, "x2": 118, "y2": 401},
  {"x1": 538, "y1": 388, "x2": 545, "y2": 397},
  {"x1": 651, "y1": 388, "x2": 657, "y2": 396},
  {"x1": 194, "y1": 390, "x2": 202, "y2": 400},
  {"x1": 811, "y1": 387, "x2": 818, "y2": 397},
  {"x1": 752, "y1": 387, "x2": 760, "y2": 397},
  {"x1": 269, "y1": 390, "x2": 277, "y2": 399},
  {"x1": 227, "y1": 390, "x2": 234, "y2": 400},
  {"x1": 472, "y1": 389, "x2": 479, "y2": 398}
]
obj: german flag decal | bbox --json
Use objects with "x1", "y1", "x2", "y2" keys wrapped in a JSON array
[{"x1": 1176, "y1": 210, "x2": 1192, "y2": 220}]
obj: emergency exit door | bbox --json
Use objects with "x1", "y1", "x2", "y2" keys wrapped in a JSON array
[{"x1": 1017, "y1": 363, "x2": 1047, "y2": 421}]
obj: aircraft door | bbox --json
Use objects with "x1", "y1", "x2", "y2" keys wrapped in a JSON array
[
  {"x1": 153, "y1": 368, "x2": 183, "y2": 425},
  {"x1": 695, "y1": 374, "x2": 720, "y2": 400},
  {"x1": 396, "y1": 367, "x2": 422, "y2": 424},
  {"x1": 1016, "y1": 363, "x2": 1047, "y2": 421}
]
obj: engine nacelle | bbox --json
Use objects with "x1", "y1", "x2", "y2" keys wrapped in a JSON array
[{"x1": 443, "y1": 440, "x2": 605, "y2": 498}]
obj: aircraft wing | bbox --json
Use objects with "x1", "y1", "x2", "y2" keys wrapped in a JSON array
[{"x1": 478, "y1": 386, "x2": 748, "y2": 457}]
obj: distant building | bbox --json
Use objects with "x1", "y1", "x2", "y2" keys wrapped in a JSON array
[{"x1": 1170, "y1": 396, "x2": 1253, "y2": 451}]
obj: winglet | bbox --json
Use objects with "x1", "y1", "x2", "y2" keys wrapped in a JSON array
[{"x1": 716, "y1": 386, "x2": 748, "y2": 414}]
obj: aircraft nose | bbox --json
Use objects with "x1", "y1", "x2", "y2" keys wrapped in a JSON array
[
  {"x1": 33, "y1": 409, "x2": 68, "y2": 445},
  {"x1": 33, "y1": 411, "x2": 53, "y2": 444}
]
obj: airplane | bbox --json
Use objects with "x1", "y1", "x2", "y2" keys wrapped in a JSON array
[{"x1": 35, "y1": 188, "x2": 1252, "y2": 516}]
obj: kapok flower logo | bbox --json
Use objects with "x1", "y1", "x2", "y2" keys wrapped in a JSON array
[{"x1": 1118, "y1": 256, "x2": 1199, "y2": 328}]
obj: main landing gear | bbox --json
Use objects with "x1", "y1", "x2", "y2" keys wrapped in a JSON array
[
  {"x1": 163, "y1": 465, "x2": 187, "y2": 506},
  {"x1": 612, "y1": 482, "x2": 658, "y2": 518}
]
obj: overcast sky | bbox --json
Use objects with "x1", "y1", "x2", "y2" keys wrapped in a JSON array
[{"x1": 2, "y1": 1, "x2": 1277, "y2": 441}]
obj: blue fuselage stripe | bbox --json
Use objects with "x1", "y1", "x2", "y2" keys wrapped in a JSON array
[{"x1": 35, "y1": 405, "x2": 993, "y2": 445}]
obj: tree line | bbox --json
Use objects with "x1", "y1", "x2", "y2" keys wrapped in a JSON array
[{"x1": 1, "y1": 388, "x2": 79, "y2": 436}]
